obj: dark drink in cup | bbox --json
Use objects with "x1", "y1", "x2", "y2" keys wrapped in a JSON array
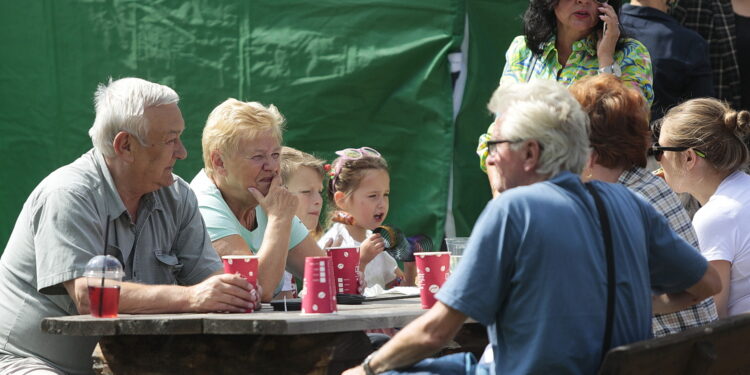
[
  {"x1": 84, "y1": 255, "x2": 124, "y2": 318},
  {"x1": 88, "y1": 285, "x2": 121, "y2": 318}
]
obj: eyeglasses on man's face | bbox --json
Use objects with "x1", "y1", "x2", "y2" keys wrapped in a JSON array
[
  {"x1": 486, "y1": 139, "x2": 523, "y2": 156},
  {"x1": 650, "y1": 144, "x2": 706, "y2": 162}
]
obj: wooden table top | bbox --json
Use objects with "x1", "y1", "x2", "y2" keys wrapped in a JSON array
[{"x1": 42, "y1": 297, "x2": 426, "y2": 337}]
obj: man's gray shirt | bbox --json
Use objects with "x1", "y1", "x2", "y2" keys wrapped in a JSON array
[{"x1": 0, "y1": 149, "x2": 222, "y2": 374}]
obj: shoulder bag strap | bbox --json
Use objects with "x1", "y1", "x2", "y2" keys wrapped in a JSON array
[{"x1": 585, "y1": 182, "x2": 616, "y2": 362}]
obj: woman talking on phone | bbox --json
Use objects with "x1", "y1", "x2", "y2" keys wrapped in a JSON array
[{"x1": 477, "y1": 0, "x2": 653, "y2": 185}]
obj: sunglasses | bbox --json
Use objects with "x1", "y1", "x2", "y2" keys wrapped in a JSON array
[
  {"x1": 650, "y1": 144, "x2": 706, "y2": 162},
  {"x1": 335, "y1": 147, "x2": 381, "y2": 160}
]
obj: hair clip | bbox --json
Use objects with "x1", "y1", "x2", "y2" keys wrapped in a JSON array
[{"x1": 324, "y1": 163, "x2": 335, "y2": 180}]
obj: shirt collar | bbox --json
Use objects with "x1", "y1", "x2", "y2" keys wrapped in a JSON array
[
  {"x1": 617, "y1": 166, "x2": 649, "y2": 186},
  {"x1": 541, "y1": 34, "x2": 598, "y2": 62},
  {"x1": 93, "y1": 149, "x2": 128, "y2": 219},
  {"x1": 92, "y1": 149, "x2": 164, "y2": 221}
]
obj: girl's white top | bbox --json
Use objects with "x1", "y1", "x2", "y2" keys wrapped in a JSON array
[{"x1": 318, "y1": 222, "x2": 398, "y2": 288}]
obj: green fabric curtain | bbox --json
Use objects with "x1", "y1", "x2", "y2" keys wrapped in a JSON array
[
  {"x1": 0, "y1": 0, "x2": 464, "y2": 251},
  {"x1": 451, "y1": 0, "x2": 528, "y2": 236},
  {"x1": 0, "y1": 0, "x2": 529, "y2": 254}
]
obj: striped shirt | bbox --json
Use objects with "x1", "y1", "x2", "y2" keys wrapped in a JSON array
[{"x1": 618, "y1": 167, "x2": 718, "y2": 337}]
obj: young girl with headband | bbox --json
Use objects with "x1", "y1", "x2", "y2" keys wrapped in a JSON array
[{"x1": 318, "y1": 147, "x2": 413, "y2": 288}]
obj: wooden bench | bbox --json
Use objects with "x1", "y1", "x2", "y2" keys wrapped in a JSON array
[{"x1": 599, "y1": 313, "x2": 750, "y2": 375}]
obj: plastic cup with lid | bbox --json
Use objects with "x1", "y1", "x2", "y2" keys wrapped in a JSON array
[{"x1": 83, "y1": 255, "x2": 124, "y2": 318}]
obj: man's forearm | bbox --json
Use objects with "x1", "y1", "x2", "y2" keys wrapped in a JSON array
[
  {"x1": 118, "y1": 282, "x2": 191, "y2": 313},
  {"x1": 652, "y1": 292, "x2": 704, "y2": 315},
  {"x1": 368, "y1": 303, "x2": 467, "y2": 373}
]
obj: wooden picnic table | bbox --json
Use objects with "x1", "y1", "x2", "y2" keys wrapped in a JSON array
[{"x1": 42, "y1": 297, "x2": 487, "y2": 375}]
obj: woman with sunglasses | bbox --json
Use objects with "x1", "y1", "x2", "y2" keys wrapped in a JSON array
[
  {"x1": 570, "y1": 74, "x2": 718, "y2": 336},
  {"x1": 477, "y1": 0, "x2": 653, "y2": 179},
  {"x1": 657, "y1": 98, "x2": 750, "y2": 318}
]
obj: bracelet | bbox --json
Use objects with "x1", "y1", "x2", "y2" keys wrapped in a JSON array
[
  {"x1": 362, "y1": 351, "x2": 378, "y2": 375},
  {"x1": 598, "y1": 62, "x2": 622, "y2": 77}
]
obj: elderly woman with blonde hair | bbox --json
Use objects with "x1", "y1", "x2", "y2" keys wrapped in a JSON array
[{"x1": 189, "y1": 99, "x2": 326, "y2": 302}]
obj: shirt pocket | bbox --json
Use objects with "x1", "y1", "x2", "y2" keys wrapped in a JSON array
[{"x1": 153, "y1": 250, "x2": 184, "y2": 284}]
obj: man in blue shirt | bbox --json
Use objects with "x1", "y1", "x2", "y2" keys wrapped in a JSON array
[
  {"x1": 620, "y1": 0, "x2": 713, "y2": 122},
  {"x1": 343, "y1": 80, "x2": 721, "y2": 375}
]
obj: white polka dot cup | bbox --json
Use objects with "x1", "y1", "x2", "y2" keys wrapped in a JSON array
[
  {"x1": 221, "y1": 255, "x2": 260, "y2": 313},
  {"x1": 326, "y1": 247, "x2": 361, "y2": 295},
  {"x1": 414, "y1": 252, "x2": 451, "y2": 309},
  {"x1": 301, "y1": 256, "x2": 338, "y2": 314}
]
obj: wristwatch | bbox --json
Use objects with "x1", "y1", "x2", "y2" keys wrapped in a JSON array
[
  {"x1": 598, "y1": 62, "x2": 622, "y2": 77},
  {"x1": 362, "y1": 351, "x2": 378, "y2": 375}
]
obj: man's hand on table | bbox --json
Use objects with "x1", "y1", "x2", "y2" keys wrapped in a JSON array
[{"x1": 186, "y1": 273, "x2": 261, "y2": 312}]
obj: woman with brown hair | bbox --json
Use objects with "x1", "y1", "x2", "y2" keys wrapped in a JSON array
[
  {"x1": 570, "y1": 74, "x2": 718, "y2": 335},
  {"x1": 656, "y1": 98, "x2": 750, "y2": 317}
]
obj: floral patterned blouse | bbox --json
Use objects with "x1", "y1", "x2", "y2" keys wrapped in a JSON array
[{"x1": 477, "y1": 34, "x2": 653, "y2": 172}]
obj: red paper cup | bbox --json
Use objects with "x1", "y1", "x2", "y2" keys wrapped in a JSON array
[
  {"x1": 222, "y1": 255, "x2": 259, "y2": 313},
  {"x1": 302, "y1": 256, "x2": 338, "y2": 314},
  {"x1": 414, "y1": 252, "x2": 450, "y2": 309},
  {"x1": 326, "y1": 247, "x2": 360, "y2": 295}
]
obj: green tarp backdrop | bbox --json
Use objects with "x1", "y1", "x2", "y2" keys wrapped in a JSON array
[{"x1": 0, "y1": 0, "x2": 527, "y2": 254}]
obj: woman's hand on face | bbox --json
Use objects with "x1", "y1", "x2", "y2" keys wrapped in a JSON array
[
  {"x1": 248, "y1": 174, "x2": 299, "y2": 221},
  {"x1": 359, "y1": 233, "x2": 386, "y2": 268},
  {"x1": 596, "y1": 2, "x2": 620, "y2": 66}
]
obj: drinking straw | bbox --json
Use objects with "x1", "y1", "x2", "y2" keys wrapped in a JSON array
[{"x1": 98, "y1": 215, "x2": 110, "y2": 317}]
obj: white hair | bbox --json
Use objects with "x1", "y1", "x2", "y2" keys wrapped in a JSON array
[
  {"x1": 487, "y1": 80, "x2": 591, "y2": 176},
  {"x1": 88, "y1": 77, "x2": 179, "y2": 157}
]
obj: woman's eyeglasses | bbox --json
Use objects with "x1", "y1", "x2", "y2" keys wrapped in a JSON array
[{"x1": 650, "y1": 144, "x2": 706, "y2": 162}]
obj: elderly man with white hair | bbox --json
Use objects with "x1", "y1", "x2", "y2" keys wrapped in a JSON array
[
  {"x1": 343, "y1": 80, "x2": 721, "y2": 375},
  {"x1": 0, "y1": 78, "x2": 258, "y2": 375}
]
